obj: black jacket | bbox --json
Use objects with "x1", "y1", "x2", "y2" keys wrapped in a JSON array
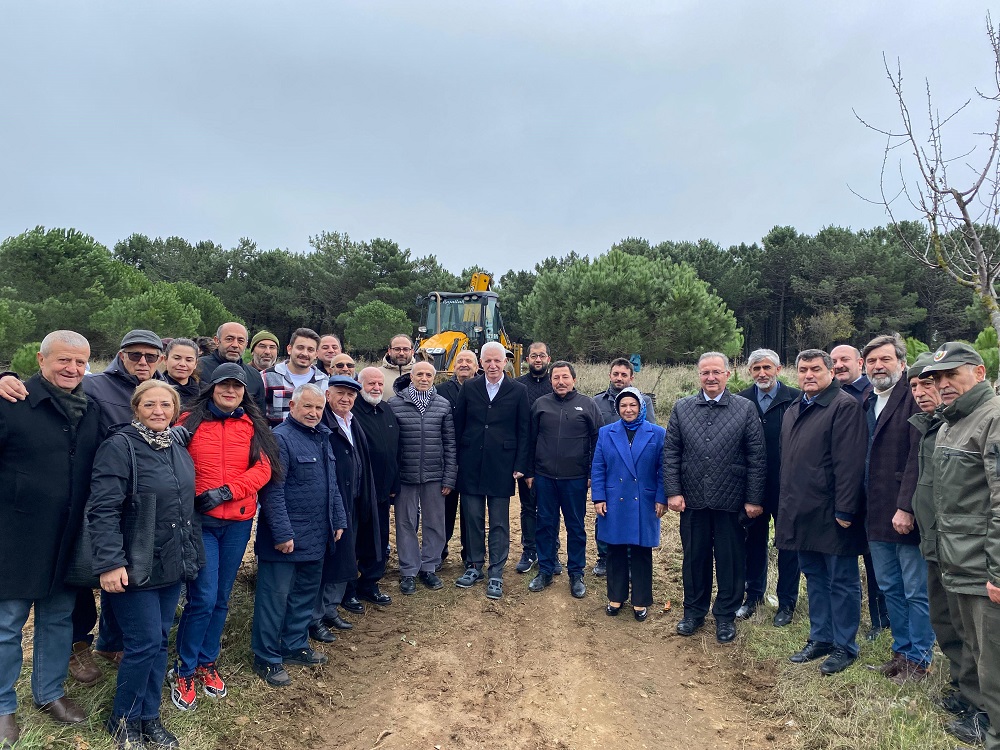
[
  {"x1": 775, "y1": 382, "x2": 869, "y2": 556},
  {"x1": 663, "y1": 390, "x2": 766, "y2": 512},
  {"x1": 197, "y1": 350, "x2": 266, "y2": 414},
  {"x1": 595, "y1": 385, "x2": 657, "y2": 426},
  {"x1": 87, "y1": 427, "x2": 205, "y2": 589},
  {"x1": 83, "y1": 356, "x2": 167, "y2": 436},
  {"x1": 514, "y1": 371, "x2": 553, "y2": 405},
  {"x1": 842, "y1": 375, "x2": 873, "y2": 404},
  {"x1": 0, "y1": 374, "x2": 102, "y2": 599},
  {"x1": 436, "y1": 377, "x2": 465, "y2": 410},
  {"x1": 388, "y1": 376, "x2": 458, "y2": 487},
  {"x1": 454, "y1": 375, "x2": 530, "y2": 497},
  {"x1": 351, "y1": 398, "x2": 401, "y2": 501},
  {"x1": 322, "y1": 408, "x2": 382, "y2": 582},
  {"x1": 737, "y1": 382, "x2": 801, "y2": 509},
  {"x1": 527, "y1": 390, "x2": 603, "y2": 480}
]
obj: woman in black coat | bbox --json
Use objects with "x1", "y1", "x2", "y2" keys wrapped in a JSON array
[{"x1": 88, "y1": 380, "x2": 204, "y2": 749}]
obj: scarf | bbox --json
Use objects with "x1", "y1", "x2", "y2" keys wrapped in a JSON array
[
  {"x1": 131, "y1": 419, "x2": 173, "y2": 449},
  {"x1": 617, "y1": 386, "x2": 646, "y2": 430},
  {"x1": 406, "y1": 384, "x2": 433, "y2": 413},
  {"x1": 38, "y1": 375, "x2": 89, "y2": 428},
  {"x1": 208, "y1": 401, "x2": 245, "y2": 419}
]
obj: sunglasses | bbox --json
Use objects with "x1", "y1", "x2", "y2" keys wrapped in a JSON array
[{"x1": 124, "y1": 352, "x2": 160, "y2": 364}]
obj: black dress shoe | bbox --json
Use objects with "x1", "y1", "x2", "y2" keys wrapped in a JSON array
[
  {"x1": 308, "y1": 624, "x2": 337, "y2": 643},
  {"x1": 789, "y1": 640, "x2": 834, "y2": 663},
  {"x1": 418, "y1": 571, "x2": 444, "y2": 590},
  {"x1": 676, "y1": 617, "x2": 705, "y2": 636},
  {"x1": 820, "y1": 647, "x2": 856, "y2": 675},
  {"x1": 773, "y1": 606, "x2": 794, "y2": 627},
  {"x1": 399, "y1": 576, "x2": 416, "y2": 595},
  {"x1": 865, "y1": 625, "x2": 887, "y2": 641},
  {"x1": 946, "y1": 711, "x2": 989, "y2": 745},
  {"x1": 341, "y1": 596, "x2": 365, "y2": 614},
  {"x1": 528, "y1": 572, "x2": 553, "y2": 592},
  {"x1": 569, "y1": 574, "x2": 586, "y2": 598},
  {"x1": 357, "y1": 587, "x2": 392, "y2": 606},
  {"x1": 716, "y1": 620, "x2": 737, "y2": 643},
  {"x1": 593, "y1": 560, "x2": 607, "y2": 577},
  {"x1": 735, "y1": 603, "x2": 757, "y2": 620},
  {"x1": 634, "y1": 608, "x2": 648, "y2": 622},
  {"x1": 325, "y1": 614, "x2": 353, "y2": 631},
  {"x1": 606, "y1": 603, "x2": 621, "y2": 616}
]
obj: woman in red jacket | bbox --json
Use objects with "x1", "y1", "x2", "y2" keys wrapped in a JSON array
[{"x1": 169, "y1": 363, "x2": 280, "y2": 711}]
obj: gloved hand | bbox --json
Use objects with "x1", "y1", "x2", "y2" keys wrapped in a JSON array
[
  {"x1": 195, "y1": 485, "x2": 233, "y2": 512},
  {"x1": 169, "y1": 425, "x2": 192, "y2": 446}
]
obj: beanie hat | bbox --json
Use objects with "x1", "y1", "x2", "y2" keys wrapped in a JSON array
[{"x1": 250, "y1": 330, "x2": 279, "y2": 350}]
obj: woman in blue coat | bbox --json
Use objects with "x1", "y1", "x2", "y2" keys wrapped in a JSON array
[{"x1": 591, "y1": 387, "x2": 667, "y2": 621}]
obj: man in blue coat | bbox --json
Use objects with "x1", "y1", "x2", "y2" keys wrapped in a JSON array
[{"x1": 252, "y1": 384, "x2": 347, "y2": 688}]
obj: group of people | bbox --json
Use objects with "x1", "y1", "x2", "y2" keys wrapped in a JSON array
[{"x1": 1, "y1": 323, "x2": 998, "y2": 750}]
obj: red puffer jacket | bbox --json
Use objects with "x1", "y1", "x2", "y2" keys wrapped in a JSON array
[{"x1": 180, "y1": 412, "x2": 272, "y2": 522}]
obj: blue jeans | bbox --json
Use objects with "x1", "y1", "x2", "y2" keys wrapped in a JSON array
[
  {"x1": 869, "y1": 541, "x2": 935, "y2": 667},
  {"x1": 106, "y1": 583, "x2": 181, "y2": 722},
  {"x1": 798, "y1": 551, "x2": 862, "y2": 655},
  {"x1": 252, "y1": 559, "x2": 324, "y2": 664},
  {"x1": 534, "y1": 476, "x2": 588, "y2": 576},
  {"x1": 175, "y1": 519, "x2": 252, "y2": 676},
  {"x1": 0, "y1": 587, "x2": 76, "y2": 715}
]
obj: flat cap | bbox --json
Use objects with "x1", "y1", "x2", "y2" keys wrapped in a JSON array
[
  {"x1": 120, "y1": 329, "x2": 163, "y2": 351},
  {"x1": 328, "y1": 375, "x2": 361, "y2": 392}
]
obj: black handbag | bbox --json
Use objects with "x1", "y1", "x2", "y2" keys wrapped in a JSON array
[{"x1": 64, "y1": 435, "x2": 156, "y2": 589}]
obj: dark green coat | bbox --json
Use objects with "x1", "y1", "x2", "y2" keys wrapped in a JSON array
[{"x1": 908, "y1": 409, "x2": 943, "y2": 561}]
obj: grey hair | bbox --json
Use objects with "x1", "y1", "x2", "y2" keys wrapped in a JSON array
[
  {"x1": 412, "y1": 360, "x2": 437, "y2": 375},
  {"x1": 40, "y1": 330, "x2": 90, "y2": 356},
  {"x1": 357, "y1": 367, "x2": 383, "y2": 386},
  {"x1": 795, "y1": 349, "x2": 834, "y2": 369},
  {"x1": 698, "y1": 351, "x2": 730, "y2": 370},
  {"x1": 291, "y1": 383, "x2": 326, "y2": 401},
  {"x1": 747, "y1": 348, "x2": 781, "y2": 368},
  {"x1": 861, "y1": 333, "x2": 906, "y2": 364},
  {"x1": 481, "y1": 341, "x2": 506, "y2": 359}
]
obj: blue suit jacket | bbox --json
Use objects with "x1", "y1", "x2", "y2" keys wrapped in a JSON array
[{"x1": 591, "y1": 420, "x2": 666, "y2": 547}]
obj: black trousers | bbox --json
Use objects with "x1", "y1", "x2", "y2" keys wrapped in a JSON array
[
  {"x1": 679, "y1": 508, "x2": 745, "y2": 621},
  {"x1": 357, "y1": 499, "x2": 389, "y2": 590},
  {"x1": 516, "y1": 478, "x2": 536, "y2": 556},
  {"x1": 606, "y1": 544, "x2": 653, "y2": 608},
  {"x1": 744, "y1": 508, "x2": 800, "y2": 609},
  {"x1": 863, "y1": 552, "x2": 891, "y2": 628},
  {"x1": 443, "y1": 490, "x2": 468, "y2": 564}
]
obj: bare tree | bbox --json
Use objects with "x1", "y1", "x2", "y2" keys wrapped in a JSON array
[{"x1": 855, "y1": 13, "x2": 1000, "y2": 380}]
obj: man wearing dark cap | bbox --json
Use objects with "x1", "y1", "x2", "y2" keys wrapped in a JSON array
[
  {"x1": 310, "y1": 376, "x2": 382, "y2": 641},
  {"x1": 921, "y1": 342, "x2": 1000, "y2": 749},
  {"x1": 249, "y1": 331, "x2": 280, "y2": 373},
  {"x1": 197, "y1": 322, "x2": 266, "y2": 413}
]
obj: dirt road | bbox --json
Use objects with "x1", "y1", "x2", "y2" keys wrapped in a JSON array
[{"x1": 251, "y1": 505, "x2": 790, "y2": 750}]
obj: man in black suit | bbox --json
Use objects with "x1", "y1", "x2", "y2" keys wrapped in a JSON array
[
  {"x1": 452, "y1": 342, "x2": 530, "y2": 600},
  {"x1": 736, "y1": 349, "x2": 802, "y2": 626},
  {"x1": 830, "y1": 343, "x2": 890, "y2": 639}
]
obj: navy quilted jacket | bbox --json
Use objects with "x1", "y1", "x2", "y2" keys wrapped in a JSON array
[
  {"x1": 663, "y1": 390, "x2": 766, "y2": 511},
  {"x1": 256, "y1": 416, "x2": 348, "y2": 562}
]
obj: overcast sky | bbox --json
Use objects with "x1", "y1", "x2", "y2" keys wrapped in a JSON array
[{"x1": 2, "y1": 1, "x2": 998, "y2": 275}]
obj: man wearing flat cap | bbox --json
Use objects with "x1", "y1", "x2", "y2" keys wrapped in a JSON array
[
  {"x1": 309, "y1": 376, "x2": 382, "y2": 641},
  {"x1": 921, "y1": 342, "x2": 1000, "y2": 748}
]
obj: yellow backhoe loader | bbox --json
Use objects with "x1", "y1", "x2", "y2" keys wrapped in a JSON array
[{"x1": 415, "y1": 272, "x2": 523, "y2": 380}]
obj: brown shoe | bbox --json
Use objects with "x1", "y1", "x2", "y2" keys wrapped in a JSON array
[
  {"x1": 0, "y1": 713, "x2": 18, "y2": 748},
  {"x1": 69, "y1": 641, "x2": 103, "y2": 685},
  {"x1": 35, "y1": 696, "x2": 86, "y2": 724},
  {"x1": 94, "y1": 649, "x2": 123, "y2": 666},
  {"x1": 867, "y1": 651, "x2": 906, "y2": 677},
  {"x1": 890, "y1": 659, "x2": 929, "y2": 685}
]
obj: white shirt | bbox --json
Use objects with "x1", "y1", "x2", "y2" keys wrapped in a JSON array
[
  {"x1": 334, "y1": 412, "x2": 354, "y2": 446},
  {"x1": 873, "y1": 384, "x2": 894, "y2": 421},
  {"x1": 485, "y1": 374, "x2": 504, "y2": 401}
]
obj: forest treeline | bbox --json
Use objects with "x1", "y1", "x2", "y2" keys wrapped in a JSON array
[{"x1": 0, "y1": 221, "x2": 986, "y2": 365}]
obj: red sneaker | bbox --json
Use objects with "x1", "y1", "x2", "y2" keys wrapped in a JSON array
[
  {"x1": 169, "y1": 669, "x2": 198, "y2": 711},
  {"x1": 196, "y1": 662, "x2": 228, "y2": 699}
]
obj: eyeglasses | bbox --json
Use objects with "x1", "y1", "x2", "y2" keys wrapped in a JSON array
[
  {"x1": 124, "y1": 352, "x2": 160, "y2": 364},
  {"x1": 390, "y1": 346, "x2": 413, "y2": 353},
  {"x1": 698, "y1": 370, "x2": 726, "y2": 377},
  {"x1": 334, "y1": 362, "x2": 356, "y2": 369}
]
